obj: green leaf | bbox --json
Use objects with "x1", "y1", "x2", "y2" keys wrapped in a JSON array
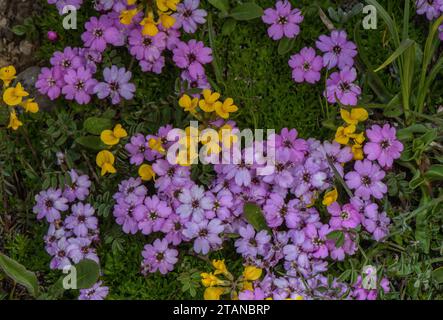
[
  {"x1": 230, "y1": 3, "x2": 263, "y2": 21},
  {"x1": 409, "y1": 170, "x2": 424, "y2": 190},
  {"x1": 0, "y1": 253, "x2": 39, "y2": 297},
  {"x1": 424, "y1": 165, "x2": 443, "y2": 181},
  {"x1": 75, "y1": 259, "x2": 100, "y2": 289},
  {"x1": 83, "y1": 117, "x2": 113, "y2": 135},
  {"x1": 432, "y1": 266, "x2": 443, "y2": 284},
  {"x1": 278, "y1": 37, "x2": 296, "y2": 55},
  {"x1": 374, "y1": 39, "x2": 415, "y2": 72},
  {"x1": 221, "y1": 19, "x2": 237, "y2": 36},
  {"x1": 243, "y1": 203, "x2": 270, "y2": 232},
  {"x1": 75, "y1": 136, "x2": 107, "y2": 151},
  {"x1": 11, "y1": 25, "x2": 26, "y2": 36},
  {"x1": 208, "y1": 0, "x2": 229, "y2": 12},
  {"x1": 327, "y1": 230, "x2": 345, "y2": 248}
]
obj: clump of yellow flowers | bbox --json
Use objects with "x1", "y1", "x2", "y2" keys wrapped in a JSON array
[
  {"x1": 1, "y1": 65, "x2": 39, "y2": 131},
  {"x1": 200, "y1": 260, "x2": 263, "y2": 300},
  {"x1": 335, "y1": 107, "x2": 368, "y2": 160},
  {"x1": 96, "y1": 124, "x2": 128, "y2": 176},
  {"x1": 119, "y1": 0, "x2": 179, "y2": 36}
]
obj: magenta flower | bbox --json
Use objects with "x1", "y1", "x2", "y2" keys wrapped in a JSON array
[
  {"x1": 48, "y1": 0, "x2": 83, "y2": 15},
  {"x1": 49, "y1": 237, "x2": 72, "y2": 270},
  {"x1": 325, "y1": 67, "x2": 361, "y2": 106},
  {"x1": 78, "y1": 281, "x2": 109, "y2": 300},
  {"x1": 125, "y1": 134, "x2": 149, "y2": 165},
  {"x1": 81, "y1": 15, "x2": 123, "y2": 52},
  {"x1": 345, "y1": 160, "x2": 387, "y2": 200},
  {"x1": 152, "y1": 159, "x2": 191, "y2": 192},
  {"x1": 50, "y1": 47, "x2": 82, "y2": 71},
  {"x1": 327, "y1": 202, "x2": 361, "y2": 230},
  {"x1": 235, "y1": 224, "x2": 271, "y2": 258},
  {"x1": 94, "y1": 65, "x2": 136, "y2": 104},
  {"x1": 173, "y1": 40, "x2": 212, "y2": 79},
  {"x1": 272, "y1": 128, "x2": 308, "y2": 163},
  {"x1": 62, "y1": 67, "x2": 98, "y2": 104},
  {"x1": 33, "y1": 188, "x2": 69, "y2": 223},
  {"x1": 173, "y1": 0, "x2": 207, "y2": 34},
  {"x1": 362, "y1": 206, "x2": 390, "y2": 241},
  {"x1": 301, "y1": 224, "x2": 330, "y2": 259},
  {"x1": 262, "y1": 1, "x2": 304, "y2": 40},
  {"x1": 177, "y1": 185, "x2": 213, "y2": 221},
  {"x1": 320, "y1": 141, "x2": 353, "y2": 176},
  {"x1": 36, "y1": 67, "x2": 64, "y2": 100},
  {"x1": 65, "y1": 203, "x2": 98, "y2": 237},
  {"x1": 364, "y1": 124, "x2": 403, "y2": 168},
  {"x1": 113, "y1": 197, "x2": 143, "y2": 234},
  {"x1": 316, "y1": 30, "x2": 357, "y2": 70},
  {"x1": 66, "y1": 237, "x2": 99, "y2": 264},
  {"x1": 141, "y1": 238, "x2": 178, "y2": 274},
  {"x1": 289, "y1": 47, "x2": 323, "y2": 84},
  {"x1": 128, "y1": 28, "x2": 166, "y2": 61},
  {"x1": 63, "y1": 169, "x2": 91, "y2": 202},
  {"x1": 263, "y1": 193, "x2": 300, "y2": 228}
]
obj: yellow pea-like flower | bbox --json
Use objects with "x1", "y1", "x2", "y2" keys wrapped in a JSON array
[
  {"x1": 159, "y1": 13, "x2": 176, "y2": 29},
  {"x1": 243, "y1": 266, "x2": 262, "y2": 281},
  {"x1": 22, "y1": 99, "x2": 39, "y2": 113},
  {"x1": 138, "y1": 164, "x2": 156, "y2": 181},
  {"x1": 199, "y1": 89, "x2": 222, "y2": 113},
  {"x1": 101, "y1": 124, "x2": 128, "y2": 146},
  {"x1": 140, "y1": 12, "x2": 158, "y2": 36},
  {"x1": 120, "y1": 8, "x2": 139, "y2": 25},
  {"x1": 178, "y1": 94, "x2": 199, "y2": 114},
  {"x1": 322, "y1": 188, "x2": 338, "y2": 206},
  {"x1": 203, "y1": 287, "x2": 225, "y2": 300},
  {"x1": 340, "y1": 108, "x2": 368, "y2": 125},
  {"x1": 96, "y1": 150, "x2": 117, "y2": 176},
  {"x1": 0, "y1": 65, "x2": 16, "y2": 87},
  {"x1": 7, "y1": 111, "x2": 23, "y2": 130},
  {"x1": 334, "y1": 125, "x2": 356, "y2": 145},
  {"x1": 215, "y1": 98, "x2": 238, "y2": 119},
  {"x1": 3, "y1": 83, "x2": 29, "y2": 106}
]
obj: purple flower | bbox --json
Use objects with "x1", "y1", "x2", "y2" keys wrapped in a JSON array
[
  {"x1": 292, "y1": 158, "x2": 329, "y2": 203},
  {"x1": 152, "y1": 159, "x2": 191, "y2": 192},
  {"x1": 48, "y1": 0, "x2": 83, "y2": 15},
  {"x1": 94, "y1": 65, "x2": 135, "y2": 104},
  {"x1": 134, "y1": 196, "x2": 172, "y2": 235},
  {"x1": 49, "y1": 237, "x2": 72, "y2": 270},
  {"x1": 125, "y1": 134, "x2": 149, "y2": 165},
  {"x1": 345, "y1": 160, "x2": 387, "y2": 200},
  {"x1": 161, "y1": 214, "x2": 187, "y2": 245},
  {"x1": 113, "y1": 177, "x2": 147, "y2": 204},
  {"x1": 327, "y1": 231, "x2": 357, "y2": 261},
  {"x1": 289, "y1": 47, "x2": 323, "y2": 84},
  {"x1": 159, "y1": 25, "x2": 181, "y2": 50},
  {"x1": 301, "y1": 224, "x2": 330, "y2": 259},
  {"x1": 364, "y1": 124, "x2": 403, "y2": 168},
  {"x1": 223, "y1": 161, "x2": 253, "y2": 187},
  {"x1": 79, "y1": 281, "x2": 109, "y2": 300},
  {"x1": 263, "y1": 193, "x2": 300, "y2": 228},
  {"x1": 325, "y1": 67, "x2": 361, "y2": 106},
  {"x1": 129, "y1": 28, "x2": 166, "y2": 61},
  {"x1": 65, "y1": 203, "x2": 98, "y2": 237},
  {"x1": 50, "y1": 47, "x2": 82, "y2": 71},
  {"x1": 139, "y1": 55, "x2": 166, "y2": 74},
  {"x1": 177, "y1": 185, "x2": 213, "y2": 221},
  {"x1": 316, "y1": 30, "x2": 357, "y2": 70},
  {"x1": 182, "y1": 218, "x2": 224, "y2": 254},
  {"x1": 173, "y1": 40, "x2": 212, "y2": 79},
  {"x1": 62, "y1": 67, "x2": 97, "y2": 104},
  {"x1": 181, "y1": 70, "x2": 210, "y2": 90},
  {"x1": 113, "y1": 197, "x2": 142, "y2": 234},
  {"x1": 416, "y1": 0, "x2": 443, "y2": 20},
  {"x1": 362, "y1": 207, "x2": 390, "y2": 241},
  {"x1": 63, "y1": 169, "x2": 91, "y2": 202},
  {"x1": 66, "y1": 237, "x2": 99, "y2": 264},
  {"x1": 235, "y1": 224, "x2": 271, "y2": 258},
  {"x1": 320, "y1": 141, "x2": 353, "y2": 176},
  {"x1": 141, "y1": 238, "x2": 178, "y2": 274},
  {"x1": 272, "y1": 128, "x2": 308, "y2": 163},
  {"x1": 33, "y1": 188, "x2": 69, "y2": 223},
  {"x1": 173, "y1": 0, "x2": 207, "y2": 33},
  {"x1": 327, "y1": 202, "x2": 361, "y2": 229},
  {"x1": 79, "y1": 48, "x2": 103, "y2": 73},
  {"x1": 262, "y1": 1, "x2": 304, "y2": 40},
  {"x1": 81, "y1": 15, "x2": 123, "y2": 52},
  {"x1": 36, "y1": 67, "x2": 64, "y2": 100}
]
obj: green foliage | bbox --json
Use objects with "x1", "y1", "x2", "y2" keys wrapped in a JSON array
[{"x1": 0, "y1": 253, "x2": 40, "y2": 297}]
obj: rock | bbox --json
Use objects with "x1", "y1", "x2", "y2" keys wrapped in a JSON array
[{"x1": 19, "y1": 40, "x2": 33, "y2": 56}]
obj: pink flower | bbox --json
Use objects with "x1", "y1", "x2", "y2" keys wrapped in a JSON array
[
  {"x1": 262, "y1": 1, "x2": 304, "y2": 40},
  {"x1": 364, "y1": 124, "x2": 403, "y2": 168},
  {"x1": 288, "y1": 47, "x2": 323, "y2": 84},
  {"x1": 325, "y1": 67, "x2": 361, "y2": 106},
  {"x1": 345, "y1": 160, "x2": 387, "y2": 200}
]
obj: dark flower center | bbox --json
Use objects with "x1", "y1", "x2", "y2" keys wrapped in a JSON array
[
  {"x1": 340, "y1": 211, "x2": 349, "y2": 220},
  {"x1": 81, "y1": 246, "x2": 89, "y2": 254},
  {"x1": 249, "y1": 238, "x2": 257, "y2": 247},
  {"x1": 62, "y1": 59, "x2": 71, "y2": 68},
  {"x1": 167, "y1": 168, "x2": 175, "y2": 177},
  {"x1": 302, "y1": 62, "x2": 311, "y2": 71},
  {"x1": 312, "y1": 237, "x2": 324, "y2": 246},
  {"x1": 110, "y1": 81, "x2": 120, "y2": 91},
  {"x1": 48, "y1": 78, "x2": 56, "y2": 86},
  {"x1": 77, "y1": 215, "x2": 86, "y2": 223},
  {"x1": 93, "y1": 28, "x2": 104, "y2": 37},
  {"x1": 283, "y1": 139, "x2": 292, "y2": 148},
  {"x1": 183, "y1": 9, "x2": 193, "y2": 18},
  {"x1": 143, "y1": 38, "x2": 152, "y2": 46},
  {"x1": 174, "y1": 222, "x2": 182, "y2": 231},
  {"x1": 192, "y1": 200, "x2": 200, "y2": 209},
  {"x1": 361, "y1": 175, "x2": 371, "y2": 186},
  {"x1": 188, "y1": 53, "x2": 197, "y2": 63},
  {"x1": 58, "y1": 250, "x2": 66, "y2": 257},
  {"x1": 380, "y1": 139, "x2": 390, "y2": 149},
  {"x1": 276, "y1": 163, "x2": 284, "y2": 172},
  {"x1": 333, "y1": 45, "x2": 342, "y2": 54},
  {"x1": 278, "y1": 16, "x2": 288, "y2": 24},
  {"x1": 339, "y1": 82, "x2": 351, "y2": 92},
  {"x1": 303, "y1": 172, "x2": 311, "y2": 183},
  {"x1": 149, "y1": 211, "x2": 157, "y2": 220},
  {"x1": 199, "y1": 229, "x2": 208, "y2": 237},
  {"x1": 156, "y1": 252, "x2": 164, "y2": 261},
  {"x1": 45, "y1": 199, "x2": 54, "y2": 208},
  {"x1": 280, "y1": 206, "x2": 288, "y2": 216},
  {"x1": 75, "y1": 80, "x2": 85, "y2": 90}
]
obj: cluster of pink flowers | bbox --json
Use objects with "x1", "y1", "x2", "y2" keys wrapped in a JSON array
[
  {"x1": 39, "y1": 0, "x2": 210, "y2": 105},
  {"x1": 110, "y1": 120, "x2": 403, "y2": 299},
  {"x1": 33, "y1": 169, "x2": 109, "y2": 300}
]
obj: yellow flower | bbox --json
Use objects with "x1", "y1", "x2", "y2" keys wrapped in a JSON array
[
  {"x1": 156, "y1": 0, "x2": 179, "y2": 12},
  {"x1": 21, "y1": 99, "x2": 39, "y2": 113},
  {"x1": 200, "y1": 130, "x2": 221, "y2": 156},
  {"x1": 127, "y1": 0, "x2": 137, "y2": 4},
  {"x1": 334, "y1": 125, "x2": 356, "y2": 145},
  {"x1": 3, "y1": 83, "x2": 29, "y2": 106},
  {"x1": 340, "y1": 108, "x2": 368, "y2": 125},
  {"x1": 215, "y1": 98, "x2": 238, "y2": 119},
  {"x1": 352, "y1": 144, "x2": 364, "y2": 160},
  {"x1": 203, "y1": 287, "x2": 225, "y2": 300},
  {"x1": 96, "y1": 150, "x2": 117, "y2": 176},
  {"x1": 243, "y1": 266, "x2": 262, "y2": 281},
  {"x1": 350, "y1": 131, "x2": 365, "y2": 145},
  {"x1": 7, "y1": 111, "x2": 23, "y2": 130},
  {"x1": 120, "y1": 8, "x2": 139, "y2": 25},
  {"x1": 0, "y1": 65, "x2": 16, "y2": 87},
  {"x1": 159, "y1": 13, "x2": 176, "y2": 29},
  {"x1": 140, "y1": 12, "x2": 158, "y2": 36},
  {"x1": 178, "y1": 94, "x2": 199, "y2": 114},
  {"x1": 212, "y1": 259, "x2": 229, "y2": 276},
  {"x1": 148, "y1": 137, "x2": 166, "y2": 154},
  {"x1": 138, "y1": 164, "x2": 155, "y2": 181},
  {"x1": 322, "y1": 188, "x2": 338, "y2": 206},
  {"x1": 201, "y1": 272, "x2": 224, "y2": 287},
  {"x1": 199, "y1": 89, "x2": 222, "y2": 113},
  {"x1": 101, "y1": 124, "x2": 128, "y2": 146},
  {"x1": 242, "y1": 281, "x2": 253, "y2": 291}
]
